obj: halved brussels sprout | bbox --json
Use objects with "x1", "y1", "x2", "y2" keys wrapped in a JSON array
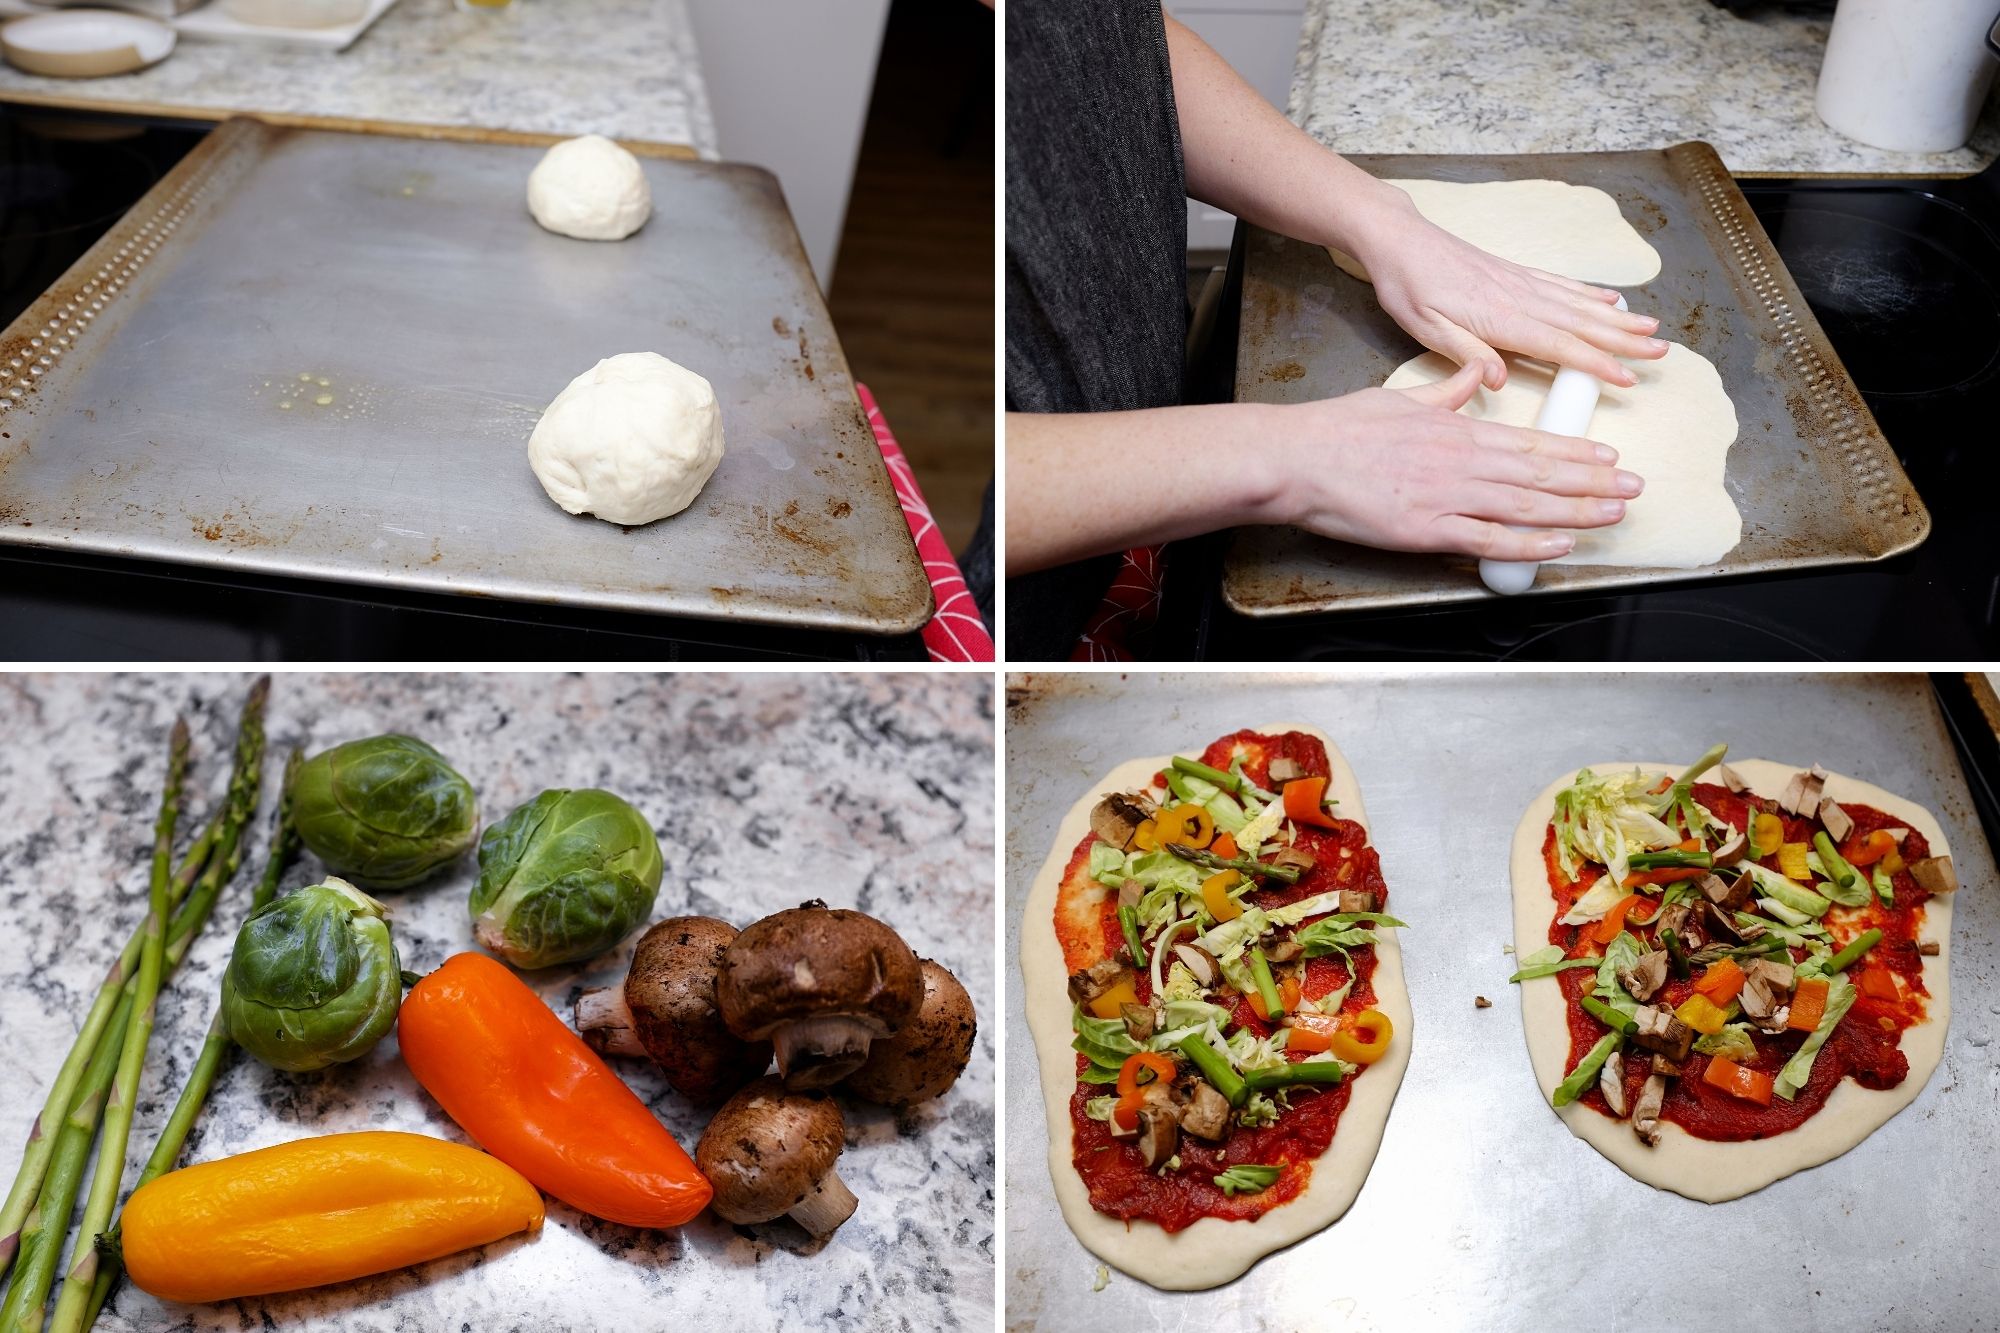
[
  {"x1": 470, "y1": 788, "x2": 663, "y2": 969},
  {"x1": 289, "y1": 735, "x2": 478, "y2": 889},
  {"x1": 221, "y1": 877, "x2": 402, "y2": 1073}
]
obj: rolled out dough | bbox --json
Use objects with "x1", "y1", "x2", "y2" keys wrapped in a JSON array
[
  {"x1": 1330, "y1": 178, "x2": 1662, "y2": 286},
  {"x1": 1383, "y1": 345, "x2": 1741, "y2": 569},
  {"x1": 1510, "y1": 759, "x2": 1951, "y2": 1202}
]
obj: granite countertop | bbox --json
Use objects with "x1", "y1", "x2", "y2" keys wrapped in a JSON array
[
  {"x1": 0, "y1": 672, "x2": 992, "y2": 1332},
  {"x1": 1291, "y1": 0, "x2": 2000, "y2": 175},
  {"x1": 0, "y1": 0, "x2": 717, "y2": 154}
]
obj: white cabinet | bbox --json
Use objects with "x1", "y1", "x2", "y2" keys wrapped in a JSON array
[{"x1": 1173, "y1": 3, "x2": 1307, "y2": 252}]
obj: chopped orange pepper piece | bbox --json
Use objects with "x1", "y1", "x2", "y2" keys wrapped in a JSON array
[
  {"x1": 1621, "y1": 866, "x2": 1707, "y2": 889},
  {"x1": 1211, "y1": 831, "x2": 1239, "y2": 860},
  {"x1": 1858, "y1": 967, "x2": 1900, "y2": 1002},
  {"x1": 1284, "y1": 1010, "x2": 1341, "y2": 1052},
  {"x1": 1088, "y1": 978, "x2": 1140, "y2": 1021},
  {"x1": 1282, "y1": 776, "x2": 1341, "y2": 830},
  {"x1": 1328, "y1": 1009, "x2": 1392, "y2": 1064},
  {"x1": 1693, "y1": 957, "x2": 1746, "y2": 1005},
  {"x1": 1589, "y1": 893, "x2": 1659, "y2": 944},
  {"x1": 1702, "y1": 1055, "x2": 1774, "y2": 1105},
  {"x1": 1154, "y1": 804, "x2": 1215, "y2": 849},
  {"x1": 1202, "y1": 870, "x2": 1244, "y2": 923},
  {"x1": 1788, "y1": 977, "x2": 1829, "y2": 1031},
  {"x1": 1112, "y1": 1051, "x2": 1178, "y2": 1130},
  {"x1": 1248, "y1": 976, "x2": 1302, "y2": 1023},
  {"x1": 1842, "y1": 829, "x2": 1897, "y2": 868}
]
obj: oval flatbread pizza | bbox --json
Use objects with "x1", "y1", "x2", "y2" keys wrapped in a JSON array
[{"x1": 1021, "y1": 724, "x2": 1411, "y2": 1289}]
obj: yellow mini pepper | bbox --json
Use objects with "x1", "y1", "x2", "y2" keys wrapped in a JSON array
[
  {"x1": 122, "y1": 1131, "x2": 543, "y2": 1304},
  {"x1": 1675, "y1": 993, "x2": 1730, "y2": 1036}
]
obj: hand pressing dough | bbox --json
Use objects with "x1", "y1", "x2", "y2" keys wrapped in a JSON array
[
  {"x1": 1330, "y1": 178, "x2": 1662, "y2": 286},
  {"x1": 527, "y1": 135, "x2": 652, "y2": 241},
  {"x1": 527, "y1": 353, "x2": 724, "y2": 526},
  {"x1": 1383, "y1": 345, "x2": 1741, "y2": 569}
]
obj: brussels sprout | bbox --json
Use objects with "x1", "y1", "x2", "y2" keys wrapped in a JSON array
[
  {"x1": 289, "y1": 734, "x2": 478, "y2": 889},
  {"x1": 470, "y1": 788, "x2": 663, "y2": 969},
  {"x1": 221, "y1": 877, "x2": 403, "y2": 1073}
]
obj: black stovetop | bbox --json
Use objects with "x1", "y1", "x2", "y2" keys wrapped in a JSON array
[
  {"x1": 1174, "y1": 160, "x2": 2000, "y2": 661},
  {"x1": 0, "y1": 109, "x2": 925, "y2": 662}
]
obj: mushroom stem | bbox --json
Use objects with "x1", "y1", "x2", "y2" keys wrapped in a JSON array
[
  {"x1": 773, "y1": 1016, "x2": 877, "y2": 1089},
  {"x1": 788, "y1": 1168, "x2": 858, "y2": 1238},
  {"x1": 574, "y1": 987, "x2": 646, "y2": 1058}
]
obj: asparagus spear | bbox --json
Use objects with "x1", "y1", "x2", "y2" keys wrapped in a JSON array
[
  {"x1": 0, "y1": 678, "x2": 265, "y2": 1329},
  {"x1": 77, "y1": 748, "x2": 301, "y2": 1330}
]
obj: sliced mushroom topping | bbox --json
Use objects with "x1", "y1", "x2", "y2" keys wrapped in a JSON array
[
  {"x1": 1618, "y1": 950, "x2": 1670, "y2": 1004},
  {"x1": 1336, "y1": 890, "x2": 1377, "y2": 914},
  {"x1": 1918, "y1": 940, "x2": 1940, "y2": 956},
  {"x1": 1599, "y1": 1049, "x2": 1628, "y2": 1117},
  {"x1": 1699, "y1": 900, "x2": 1749, "y2": 944},
  {"x1": 1711, "y1": 829, "x2": 1750, "y2": 867},
  {"x1": 1268, "y1": 757, "x2": 1305, "y2": 784},
  {"x1": 1744, "y1": 958, "x2": 1796, "y2": 993},
  {"x1": 1909, "y1": 856, "x2": 1958, "y2": 894},
  {"x1": 1718, "y1": 763, "x2": 1748, "y2": 794},
  {"x1": 1652, "y1": 902, "x2": 1692, "y2": 942},
  {"x1": 1779, "y1": 766, "x2": 1829, "y2": 819},
  {"x1": 1649, "y1": 1052, "x2": 1685, "y2": 1079},
  {"x1": 1090, "y1": 794, "x2": 1152, "y2": 852},
  {"x1": 1264, "y1": 936, "x2": 1302, "y2": 964},
  {"x1": 1171, "y1": 943, "x2": 1220, "y2": 988},
  {"x1": 1632, "y1": 1074, "x2": 1667, "y2": 1146},
  {"x1": 1180, "y1": 1082, "x2": 1231, "y2": 1141},
  {"x1": 1067, "y1": 957, "x2": 1131, "y2": 1009},
  {"x1": 1267, "y1": 846, "x2": 1317, "y2": 875},
  {"x1": 1818, "y1": 799, "x2": 1854, "y2": 843},
  {"x1": 1135, "y1": 1107, "x2": 1179, "y2": 1169},
  {"x1": 1883, "y1": 827, "x2": 1909, "y2": 843},
  {"x1": 1696, "y1": 872, "x2": 1753, "y2": 915},
  {"x1": 1121, "y1": 1003, "x2": 1156, "y2": 1044},
  {"x1": 1777, "y1": 771, "x2": 1807, "y2": 816},
  {"x1": 1630, "y1": 1005, "x2": 1693, "y2": 1062},
  {"x1": 1730, "y1": 915, "x2": 1769, "y2": 944},
  {"x1": 1117, "y1": 881, "x2": 1143, "y2": 911}
]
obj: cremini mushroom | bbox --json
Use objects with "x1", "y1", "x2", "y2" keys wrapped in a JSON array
[
  {"x1": 841, "y1": 958, "x2": 977, "y2": 1107},
  {"x1": 696, "y1": 1076, "x2": 857, "y2": 1237},
  {"x1": 575, "y1": 916, "x2": 772, "y2": 1102},
  {"x1": 716, "y1": 900, "x2": 923, "y2": 1090}
]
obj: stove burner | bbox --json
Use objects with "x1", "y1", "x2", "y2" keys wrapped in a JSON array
[
  {"x1": 1494, "y1": 607, "x2": 1826, "y2": 661},
  {"x1": 1756, "y1": 196, "x2": 2000, "y2": 397}
]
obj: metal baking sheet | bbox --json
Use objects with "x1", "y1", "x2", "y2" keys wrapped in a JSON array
[
  {"x1": 0, "y1": 118, "x2": 932, "y2": 635},
  {"x1": 1226, "y1": 143, "x2": 1930, "y2": 617},
  {"x1": 1005, "y1": 671, "x2": 1996, "y2": 1331}
]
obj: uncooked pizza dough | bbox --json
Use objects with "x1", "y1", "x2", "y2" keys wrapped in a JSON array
[
  {"x1": 1383, "y1": 345, "x2": 1741, "y2": 568},
  {"x1": 526, "y1": 135, "x2": 653, "y2": 241},
  {"x1": 527, "y1": 352, "x2": 724, "y2": 526},
  {"x1": 1510, "y1": 758, "x2": 1951, "y2": 1203},
  {"x1": 1020, "y1": 723, "x2": 1412, "y2": 1290},
  {"x1": 1330, "y1": 178, "x2": 1662, "y2": 285}
]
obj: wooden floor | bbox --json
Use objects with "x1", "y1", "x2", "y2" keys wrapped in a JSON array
[{"x1": 827, "y1": 0, "x2": 994, "y2": 555}]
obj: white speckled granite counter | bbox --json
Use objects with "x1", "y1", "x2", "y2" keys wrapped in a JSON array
[
  {"x1": 0, "y1": 672, "x2": 992, "y2": 1332},
  {"x1": 1291, "y1": 0, "x2": 1999, "y2": 175},
  {"x1": 0, "y1": 0, "x2": 716, "y2": 155}
]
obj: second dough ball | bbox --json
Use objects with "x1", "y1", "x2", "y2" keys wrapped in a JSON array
[
  {"x1": 527, "y1": 353, "x2": 725, "y2": 526},
  {"x1": 526, "y1": 134, "x2": 652, "y2": 241}
]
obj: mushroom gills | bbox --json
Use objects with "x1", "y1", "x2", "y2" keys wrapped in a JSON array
[{"x1": 773, "y1": 1014, "x2": 880, "y2": 1089}]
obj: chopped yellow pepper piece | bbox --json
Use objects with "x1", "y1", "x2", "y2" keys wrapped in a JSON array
[
  {"x1": 1752, "y1": 812, "x2": 1784, "y2": 859},
  {"x1": 1088, "y1": 978, "x2": 1140, "y2": 1020},
  {"x1": 1201, "y1": 870, "x2": 1244, "y2": 922},
  {"x1": 1880, "y1": 846, "x2": 1906, "y2": 876},
  {"x1": 1777, "y1": 842, "x2": 1812, "y2": 882},
  {"x1": 1675, "y1": 993, "x2": 1730, "y2": 1035}
]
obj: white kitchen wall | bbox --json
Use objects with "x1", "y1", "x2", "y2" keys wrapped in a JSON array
[
  {"x1": 1175, "y1": 1, "x2": 1308, "y2": 252},
  {"x1": 683, "y1": 0, "x2": 892, "y2": 290}
]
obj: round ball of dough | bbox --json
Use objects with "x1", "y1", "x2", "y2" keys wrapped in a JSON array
[
  {"x1": 527, "y1": 353, "x2": 725, "y2": 526},
  {"x1": 526, "y1": 135, "x2": 652, "y2": 241}
]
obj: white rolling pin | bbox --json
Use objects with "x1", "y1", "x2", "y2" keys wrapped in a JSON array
[{"x1": 1479, "y1": 294, "x2": 1628, "y2": 596}]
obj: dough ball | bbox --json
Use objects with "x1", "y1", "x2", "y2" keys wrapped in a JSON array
[
  {"x1": 527, "y1": 353, "x2": 725, "y2": 526},
  {"x1": 526, "y1": 135, "x2": 652, "y2": 241}
]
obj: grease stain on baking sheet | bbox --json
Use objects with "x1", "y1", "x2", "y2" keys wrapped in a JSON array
[{"x1": 742, "y1": 428, "x2": 796, "y2": 472}]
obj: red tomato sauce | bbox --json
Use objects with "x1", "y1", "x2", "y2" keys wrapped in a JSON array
[
  {"x1": 1542, "y1": 780, "x2": 1931, "y2": 1141},
  {"x1": 1058, "y1": 730, "x2": 1388, "y2": 1231}
]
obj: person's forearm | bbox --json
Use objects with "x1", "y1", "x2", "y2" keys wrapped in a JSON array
[
  {"x1": 1004, "y1": 404, "x2": 1292, "y2": 575},
  {"x1": 1162, "y1": 12, "x2": 1408, "y2": 258}
]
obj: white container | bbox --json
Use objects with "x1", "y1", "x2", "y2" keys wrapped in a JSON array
[
  {"x1": 1815, "y1": 0, "x2": 2000, "y2": 153},
  {"x1": 220, "y1": 0, "x2": 368, "y2": 28}
]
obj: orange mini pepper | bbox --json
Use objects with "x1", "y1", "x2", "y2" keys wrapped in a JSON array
[
  {"x1": 1327, "y1": 1009, "x2": 1393, "y2": 1064},
  {"x1": 1248, "y1": 976, "x2": 1303, "y2": 1023},
  {"x1": 1788, "y1": 977, "x2": 1829, "y2": 1032},
  {"x1": 1284, "y1": 1010, "x2": 1341, "y2": 1053},
  {"x1": 121, "y1": 1131, "x2": 542, "y2": 1303},
  {"x1": 399, "y1": 953, "x2": 711, "y2": 1228},
  {"x1": 1842, "y1": 829, "x2": 1897, "y2": 868},
  {"x1": 1701, "y1": 1056, "x2": 1773, "y2": 1106},
  {"x1": 1589, "y1": 893, "x2": 1659, "y2": 945},
  {"x1": 1211, "y1": 831, "x2": 1240, "y2": 860},
  {"x1": 1693, "y1": 957, "x2": 1746, "y2": 1005},
  {"x1": 1113, "y1": 1051, "x2": 1177, "y2": 1130},
  {"x1": 1282, "y1": 777, "x2": 1340, "y2": 830},
  {"x1": 1154, "y1": 805, "x2": 1215, "y2": 849}
]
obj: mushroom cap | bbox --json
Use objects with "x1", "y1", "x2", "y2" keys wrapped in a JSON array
[
  {"x1": 625, "y1": 916, "x2": 772, "y2": 1102},
  {"x1": 695, "y1": 1075, "x2": 846, "y2": 1224},
  {"x1": 716, "y1": 901, "x2": 923, "y2": 1042},
  {"x1": 842, "y1": 959, "x2": 976, "y2": 1107}
]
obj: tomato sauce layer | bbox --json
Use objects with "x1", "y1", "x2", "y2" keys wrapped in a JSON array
[
  {"x1": 1060, "y1": 730, "x2": 1387, "y2": 1231},
  {"x1": 1543, "y1": 780, "x2": 1931, "y2": 1141}
]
